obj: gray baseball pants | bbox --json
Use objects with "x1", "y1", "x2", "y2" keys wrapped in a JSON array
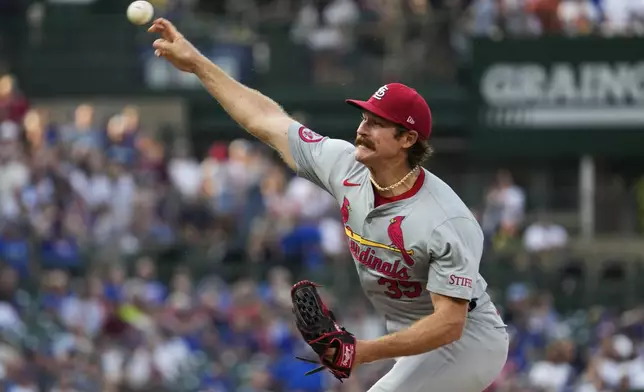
[{"x1": 367, "y1": 318, "x2": 509, "y2": 392}]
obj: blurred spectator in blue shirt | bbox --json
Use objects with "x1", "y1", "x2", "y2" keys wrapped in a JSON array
[
  {"x1": 60, "y1": 104, "x2": 103, "y2": 153},
  {"x1": 0, "y1": 224, "x2": 30, "y2": 279}
]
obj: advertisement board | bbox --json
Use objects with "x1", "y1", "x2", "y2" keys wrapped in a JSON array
[{"x1": 470, "y1": 37, "x2": 644, "y2": 156}]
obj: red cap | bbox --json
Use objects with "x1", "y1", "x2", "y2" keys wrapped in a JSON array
[{"x1": 346, "y1": 83, "x2": 432, "y2": 140}]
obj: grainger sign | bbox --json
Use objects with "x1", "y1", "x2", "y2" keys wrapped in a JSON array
[{"x1": 472, "y1": 37, "x2": 644, "y2": 130}]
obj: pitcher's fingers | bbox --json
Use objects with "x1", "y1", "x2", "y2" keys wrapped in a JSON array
[
  {"x1": 152, "y1": 39, "x2": 172, "y2": 51},
  {"x1": 155, "y1": 18, "x2": 182, "y2": 41},
  {"x1": 148, "y1": 20, "x2": 175, "y2": 42},
  {"x1": 148, "y1": 23, "x2": 164, "y2": 33}
]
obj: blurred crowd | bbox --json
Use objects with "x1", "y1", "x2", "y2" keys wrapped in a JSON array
[
  {"x1": 0, "y1": 71, "x2": 350, "y2": 271},
  {"x1": 5, "y1": 0, "x2": 642, "y2": 89},
  {"x1": 466, "y1": 0, "x2": 644, "y2": 37},
  {"x1": 0, "y1": 257, "x2": 394, "y2": 392},
  {"x1": 152, "y1": 0, "x2": 644, "y2": 86},
  {"x1": 492, "y1": 284, "x2": 644, "y2": 392},
  {"x1": 0, "y1": 71, "x2": 381, "y2": 391},
  {"x1": 4, "y1": 0, "x2": 644, "y2": 84},
  {"x1": 172, "y1": 0, "x2": 644, "y2": 83}
]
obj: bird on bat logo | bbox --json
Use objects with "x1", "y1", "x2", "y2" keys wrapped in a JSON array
[
  {"x1": 341, "y1": 197, "x2": 351, "y2": 225},
  {"x1": 387, "y1": 216, "x2": 415, "y2": 267}
]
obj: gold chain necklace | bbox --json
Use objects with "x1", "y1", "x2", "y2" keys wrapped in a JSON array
[{"x1": 370, "y1": 166, "x2": 419, "y2": 192}]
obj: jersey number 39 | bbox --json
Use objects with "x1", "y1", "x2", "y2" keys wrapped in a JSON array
[{"x1": 378, "y1": 278, "x2": 422, "y2": 299}]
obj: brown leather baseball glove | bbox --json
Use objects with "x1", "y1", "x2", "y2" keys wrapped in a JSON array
[{"x1": 291, "y1": 280, "x2": 356, "y2": 382}]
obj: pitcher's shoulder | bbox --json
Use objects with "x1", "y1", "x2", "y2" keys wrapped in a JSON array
[{"x1": 418, "y1": 172, "x2": 477, "y2": 219}]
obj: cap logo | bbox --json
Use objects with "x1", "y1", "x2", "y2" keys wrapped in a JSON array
[
  {"x1": 373, "y1": 85, "x2": 389, "y2": 100},
  {"x1": 407, "y1": 116, "x2": 415, "y2": 125}
]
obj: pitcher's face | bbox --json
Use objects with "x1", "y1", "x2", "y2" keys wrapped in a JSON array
[{"x1": 354, "y1": 112, "x2": 417, "y2": 166}]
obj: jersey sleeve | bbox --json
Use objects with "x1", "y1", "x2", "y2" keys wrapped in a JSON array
[
  {"x1": 287, "y1": 121, "x2": 356, "y2": 195},
  {"x1": 426, "y1": 217, "x2": 484, "y2": 301}
]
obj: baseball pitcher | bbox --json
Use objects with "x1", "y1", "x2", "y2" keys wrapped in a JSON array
[{"x1": 150, "y1": 18, "x2": 509, "y2": 391}]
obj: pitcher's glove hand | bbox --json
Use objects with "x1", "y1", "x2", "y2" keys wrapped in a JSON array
[{"x1": 291, "y1": 280, "x2": 356, "y2": 382}]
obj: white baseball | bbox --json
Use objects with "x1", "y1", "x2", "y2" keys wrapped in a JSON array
[{"x1": 127, "y1": 1, "x2": 154, "y2": 25}]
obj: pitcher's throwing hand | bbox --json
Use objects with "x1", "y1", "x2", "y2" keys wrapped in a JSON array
[{"x1": 148, "y1": 18, "x2": 202, "y2": 73}]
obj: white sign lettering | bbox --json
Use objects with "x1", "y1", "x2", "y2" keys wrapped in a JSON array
[{"x1": 481, "y1": 62, "x2": 644, "y2": 107}]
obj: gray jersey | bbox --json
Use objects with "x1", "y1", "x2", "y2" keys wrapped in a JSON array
[{"x1": 288, "y1": 122, "x2": 505, "y2": 333}]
